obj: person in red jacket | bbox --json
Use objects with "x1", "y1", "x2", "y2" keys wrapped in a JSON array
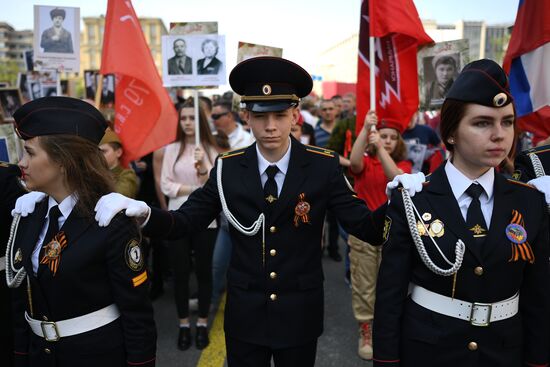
[{"x1": 348, "y1": 111, "x2": 412, "y2": 360}]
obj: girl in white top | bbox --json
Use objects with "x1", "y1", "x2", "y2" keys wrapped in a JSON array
[{"x1": 160, "y1": 100, "x2": 221, "y2": 351}]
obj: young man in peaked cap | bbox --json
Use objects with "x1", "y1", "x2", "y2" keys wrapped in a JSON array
[{"x1": 17, "y1": 57, "x2": 390, "y2": 366}]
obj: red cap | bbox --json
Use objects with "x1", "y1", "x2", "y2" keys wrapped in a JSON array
[{"x1": 376, "y1": 118, "x2": 404, "y2": 134}]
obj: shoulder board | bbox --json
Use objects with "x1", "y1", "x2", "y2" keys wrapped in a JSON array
[
  {"x1": 423, "y1": 173, "x2": 432, "y2": 185},
  {"x1": 524, "y1": 144, "x2": 550, "y2": 155},
  {"x1": 219, "y1": 148, "x2": 246, "y2": 159},
  {"x1": 0, "y1": 161, "x2": 11, "y2": 168},
  {"x1": 507, "y1": 178, "x2": 536, "y2": 190},
  {"x1": 305, "y1": 145, "x2": 336, "y2": 158}
]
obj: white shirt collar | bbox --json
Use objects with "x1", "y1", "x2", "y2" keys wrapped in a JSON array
[
  {"x1": 444, "y1": 161, "x2": 494, "y2": 201},
  {"x1": 256, "y1": 137, "x2": 292, "y2": 175},
  {"x1": 47, "y1": 194, "x2": 78, "y2": 220}
]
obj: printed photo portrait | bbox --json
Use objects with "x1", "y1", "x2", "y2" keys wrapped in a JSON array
[
  {"x1": 167, "y1": 38, "x2": 193, "y2": 75},
  {"x1": 422, "y1": 52, "x2": 460, "y2": 109},
  {"x1": 84, "y1": 69, "x2": 98, "y2": 99},
  {"x1": 17, "y1": 73, "x2": 30, "y2": 102},
  {"x1": 197, "y1": 38, "x2": 223, "y2": 75},
  {"x1": 0, "y1": 88, "x2": 23, "y2": 121},
  {"x1": 100, "y1": 74, "x2": 115, "y2": 106},
  {"x1": 406, "y1": 142, "x2": 427, "y2": 174}
]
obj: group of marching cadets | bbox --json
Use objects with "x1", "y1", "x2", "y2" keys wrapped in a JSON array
[{"x1": 1, "y1": 56, "x2": 550, "y2": 367}]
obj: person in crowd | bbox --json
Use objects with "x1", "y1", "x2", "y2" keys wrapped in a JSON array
[
  {"x1": 90, "y1": 56, "x2": 392, "y2": 367},
  {"x1": 160, "y1": 100, "x2": 220, "y2": 351},
  {"x1": 40, "y1": 7, "x2": 74, "y2": 53},
  {"x1": 199, "y1": 95, "x2": 213, "y2": 125},
  {"x1": 348, "y1": 112, "x2": 412, "y2": 360},
  {"x1": 211, "y1": 100, "x2": 255, "y2": 148},
  {"x1": 315, "y1": 99, "x2": 342, "y2": 261},
  {"x1": 9, "y1": 97, "x2": 156, "y2": 366},
  {"x1": 341, "y1": 92, "x2": 356, "y2": 119},
  {"x1": 426, "y1": 54, "x2": 457, "y2": 108},
  {"x1": 300, "y1": 98, "x2": 320, "y2": 127},
  {"x1": 403, "y1": 112, "x2": 444, "y2": 174},
  {"x1": 373, "y1": 59, "x2": 549, "y2": 367},
  {"x1": 330, "y1": 95, "x2": 343, "y2": 119},
  {"x1": 168, "y1": 39, "x2": 192, "y2": 75},
  {"x1": 99, "y1": 128, "x2": 139, "y2": 198},
  {"x1": 0, "y1": 162, "x2": 27, "y2": 366}
]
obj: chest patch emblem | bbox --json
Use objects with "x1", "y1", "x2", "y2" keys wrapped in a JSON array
[{"x1": 507, "y1": 210, "x2": 534, "y2": 264}]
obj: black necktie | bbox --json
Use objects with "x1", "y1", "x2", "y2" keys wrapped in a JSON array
[
  {"x1": 264, "y1": 165, "x2": 279, "y2": 205},
  {"x1": 465, "y1": 184, "x2": 487, "y2": 243},
  {"x1": 43, "y1": 205, "x2": 62, "y2": 247}
]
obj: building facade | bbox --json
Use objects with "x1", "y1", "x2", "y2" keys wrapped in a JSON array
[{"x1": 0, "y1": 22, "x2": 33, "y2": 71}]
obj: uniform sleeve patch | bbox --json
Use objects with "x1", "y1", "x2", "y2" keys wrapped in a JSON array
[
  {"x1": 383, "y1": 216, "x2": 392, "y2": 244},
  {"x1": 132, "y1": 271, "x2": 148, "y2": 287},
  {"x1": 125, "y1": 239, "x2": 144, "y2": 272}
]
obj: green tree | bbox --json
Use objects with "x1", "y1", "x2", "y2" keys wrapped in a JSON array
[{"x1": 0, "y1": 60, "x2": 20, "y2": 87}]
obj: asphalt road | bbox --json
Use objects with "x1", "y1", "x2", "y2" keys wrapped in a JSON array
[{"x1": 152, "y1": 241, "x2": 373, "y2": 367}]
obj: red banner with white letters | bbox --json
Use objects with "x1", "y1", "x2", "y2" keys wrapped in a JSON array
[
  {"x1": 100, "y1": 0, "x2": 177, "y2": 166},
  {"x1": 356, "y1": 0, "x2": 433, "y2": 133}
]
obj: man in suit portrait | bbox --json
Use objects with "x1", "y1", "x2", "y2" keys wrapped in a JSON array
[
  {"x1": 40, "y1": 8, "x2": 74, "y2": 54},
  {"x1": 197, "y1": 39, "x2": 223, "y2": 75},
  {"x1": 167, "y1": 39, "x2": 192, "y2": 75}
]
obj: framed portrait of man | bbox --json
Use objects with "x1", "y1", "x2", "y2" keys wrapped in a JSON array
[
  {"x1": 0, "y1": 88, "x2": 23, "y2": 122},
  {"x1": 418, "y1": 39, "x2": 470, "y2": 110},
  {"x1": 34, "y1": 5, "x2": 80, "y2": 72},
  {"x1": 100, "y1": 74, "x2": 115, "y2": 106},
  {"x1": 84, "y1": 69, "x2": 98, "y2": 99}
]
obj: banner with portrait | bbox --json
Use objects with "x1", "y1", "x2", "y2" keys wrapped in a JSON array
[
  {"x1": 418, "y1": 39, "x2": 470, "y2": 110},
  {"x1": 0, "y1": 123, "x2": 22, "y2": 163},
  {"x1": 23, "y1": 70, "x2": 60, "y2": 101},
  {"x1": 162, "y1": 34, "x2": 226, "y2": 87},
  {"x1": 33, "y1": 5, "x2": 80, "y2": 72},
  {"x1": 84, "y1": 70, "x2": 115, "y2": 106}
]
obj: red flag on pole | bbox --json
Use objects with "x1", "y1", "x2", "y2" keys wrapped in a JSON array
[
  {"x1": 100, "y1": 0, "x2": 177, "y2": 166},
  {"x1": 356, "y1": 0, "x2": 433, "y2": 133}
]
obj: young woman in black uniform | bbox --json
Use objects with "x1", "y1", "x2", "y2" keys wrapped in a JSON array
[
  {"x1": 7, "y1": 97, "x2": 156, "y2": 367},
  {"x1": 373, "y1": 60, "x2": 549, "y2": 367}
]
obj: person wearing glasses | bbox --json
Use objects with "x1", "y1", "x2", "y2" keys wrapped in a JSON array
[{"x1": 211, "y1": 100, "x2": 255, "y2": 150}]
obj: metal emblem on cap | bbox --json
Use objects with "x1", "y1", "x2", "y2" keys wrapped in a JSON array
[
  {"x1": 493, "y1": 92, "x2": 507, "y2": 107},
  {"x1": 262, "y1": 84, "x2": 272, "y2": 96}
]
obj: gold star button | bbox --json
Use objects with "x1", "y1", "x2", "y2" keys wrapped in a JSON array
[
  {"x1": 270, "y1": 226, "x2": 277, "y2": 233},
  {"x1": 270, "y1": 293, "x2": 277, "y2": 301},
  {"x1": 270, "y1": 272, "x2": 277, "y2": 279},
  {"x1": 468, "y1": 341, "x2": 478, "y2": 351},
  {"x1": 474, "y1": 266, "x2": 484, "y2": 276},
  {"x1": 270, "y1": 249, "x2": 277, "y2": 256}
]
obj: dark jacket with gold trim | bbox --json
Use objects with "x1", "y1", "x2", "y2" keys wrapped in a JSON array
[
  {"x1": 144, "y1": 136, "x2": 385, "y2": 348},
  {"x1": 373, "y1": 164, "x2": 549, "y2": 367},
  {"x1": 513, "y1": 144, "x2": 550, "y2": 182},
  {"x1": 11, "y1": 199, "x2": 156, "y2": 367}
]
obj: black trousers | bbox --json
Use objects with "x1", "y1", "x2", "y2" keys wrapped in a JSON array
[
  {"x1": 170, "y1": 228, "x2": 217, "y2": 319},
  {"x1": 226, "y1": 337, "x2": 317, "y2": 367}
]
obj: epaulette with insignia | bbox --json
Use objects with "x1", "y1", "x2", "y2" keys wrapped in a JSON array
[
  {"x1": 305, "y1": 145, "x2": 335, "y2": 158},
  {"x1": 0, "y1": 161, "x2": 10, "y2": 168},
  {"x1": 219, "y1": 148, "x2": 246, "y2": 159},
  {"x1": 524, "y1": 144, "x2": 550, "y2": 156},
  {"x1": 507, "y1": 178, "x2": 536, "y2": 190}
]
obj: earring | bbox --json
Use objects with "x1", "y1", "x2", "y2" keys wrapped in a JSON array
[{"x1": 448, "y1": 138, "x2": 455, "y2": 144}]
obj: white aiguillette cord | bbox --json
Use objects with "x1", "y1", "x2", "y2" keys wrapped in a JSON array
[
  {"x1": 401, "y1": 189, "x2": 465, "y2": 277},
  {"x1": 528, "y1": 153, "x2": 550, "y2": 213},
  {"x1": 5, "y1": 214, "x2": 27, "y2": 288},
  {"x1": 217, "y1": 158, "x2": 266, "y2": 266}
]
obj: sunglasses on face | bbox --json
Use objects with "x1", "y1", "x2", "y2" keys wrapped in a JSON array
[
  {"x1": 212, "y1": 111, "x2": 230, "y2": 120},
  {"x1": 322, "y1": 108, "x2": 334, "y2": 111}
]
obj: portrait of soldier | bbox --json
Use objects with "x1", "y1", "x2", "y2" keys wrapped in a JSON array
[
  {"x1": 167, "y1": 38, "x2": 193, "y2": 75},
  {"x1": 40, "y1": 8, "x2": 74, "y2": 54}
]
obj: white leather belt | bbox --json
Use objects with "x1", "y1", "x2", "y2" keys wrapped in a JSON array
[
  {"x1": 0, "y1": 256, "x2": 5, "y2": 272},
  {"x1": 411, "y1": 284, "x2": 519, "y2": 327},
  {"x1": 25, "y1": 304, "x2": 120, "y2": 342}
]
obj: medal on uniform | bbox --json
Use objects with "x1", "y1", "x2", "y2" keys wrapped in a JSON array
[
  {"x1": 39, "y1": 232, "x2": 68, "y2": 276},
  {"x1": 422, "y1": 212, "x2": 432, "y2": 221},
  {"x1": 293, "y1": 193, "x2": 311, "y2": 227},
  {"x1": 428, "y1": 219, "x2": 445, "y2": 238},
  {"x1": 416, "y1": 221, "x2": 427, "y2": 236},
  {"x1": 507, "y1": 210, "x2": 534, "y2": 263},
  {"x1": 14, "y1": 248, "x2": 22, "y2": 263}
]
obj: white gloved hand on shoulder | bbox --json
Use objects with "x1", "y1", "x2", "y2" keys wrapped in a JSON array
[
  {"x1": 11, "y1": 191, "x2": 47, "y2": 217},
  {"x1": 527, "y1": 176, "x2": 550, "y2": 204},
  {"x1": 386, "y1": 172, "x2": 426, "y2": 200},
  {"x1": 94, "y1": 192, "x2": 150, "y2": 227}
]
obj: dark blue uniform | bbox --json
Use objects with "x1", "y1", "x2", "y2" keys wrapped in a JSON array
[
  {"x1": 373, "y1": 165, "x2": 549, "y2": 366},
  {"x1": 143, "y1": 137, "x2": 385, "y2": 354},
  {"x1": 11, "y1": 201, "x2": 156, "y2": 367},
  {"x1": 513, "y1": 144, "x2": 550, "y2": 181}
]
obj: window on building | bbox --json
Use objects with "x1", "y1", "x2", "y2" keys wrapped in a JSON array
[
  {"x1": 150, "y1": 24, "x2": 157, "y2": 43},
  {"x1": 88, "y1": 25, "x2": 96, "y2": 43}
]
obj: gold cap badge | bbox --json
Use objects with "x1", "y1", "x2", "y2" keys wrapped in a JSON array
[
  {"x1": 493, "y1": 92, "x2": 508, "y2": 107},
  {"x1": 262, "y1": 84, "x2": 272, "y2": 95}
]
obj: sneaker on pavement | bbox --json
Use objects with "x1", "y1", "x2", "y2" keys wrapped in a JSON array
[{"x1": 358, "y1": 322, "x2": 373, "y2": 360}]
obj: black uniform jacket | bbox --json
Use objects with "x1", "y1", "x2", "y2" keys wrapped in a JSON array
[
  {"x1": 513, "y1": 144, "x2": 550, "y2": 182},
  {"x1": 12, "y1": 199, "x2": 156, "y2": 367},
  {"x1": 1, "y1": 163, "x2": 26, "y2": 366},
  {"x1": 144, "y1": 137, "x2": 385, "y2": 348},
  {"x1": 197, "y1": 57, "x2": 222, "y2": 74},
  {"x1": 373, "y1": 165, "x2": 549, "y2": 367}
]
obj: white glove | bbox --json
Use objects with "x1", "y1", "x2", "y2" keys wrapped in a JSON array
[
  {"x1": 527, "y1": 176, "x2": 550, "y2": 204},
  {"x1": 94, "y1": 193, "x2": 150, "y2": 227},
  {"x1": 11, "y1": 191, "x2": 47, "y2": 217},
  {"x1": 386, "y1": 172, "x2": 426, "y2": 200}
]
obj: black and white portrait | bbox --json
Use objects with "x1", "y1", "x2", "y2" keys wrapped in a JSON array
[
  {"x1": 100, "y1": 74, "x2": 115, "y2": 106},
  {"x1": 24, "y1": 50, "x2": 34, "y2": 71},
  {"x1": 84, "y1": 70, "x2": 98, "y2": 99},
  {"x1": 0, "y1": 89, "x2": 23, "y2": 121},
  {"x1": 197, "y1": 38, "x2": 223, "y2": 75},
  {"x1": 406, "y1": 142, "x2": 427, "y2": 174},
  {"x1": 39, "y1": 7, "x2": 74, "y2": 54},
  {"x1": 423, "y1": 52, "x2": 459, "y2": 109},
  {"x1": 167, "y1": 38, "x2": 192, "y2": 75}
]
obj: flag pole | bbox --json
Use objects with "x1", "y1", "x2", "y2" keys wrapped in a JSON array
[
  {"x1": 369, "y1": 36, "x2": 375, "y2": 111},
  {"x1": 194, "y1": 89, "x2": 200, "y2": 148},
  {"x1": 94, "y1": 74, "x2": 103, "y2": 109}
]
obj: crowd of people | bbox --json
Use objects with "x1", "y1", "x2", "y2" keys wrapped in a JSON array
[{"x1": 1, "y1": 55, "x2": 550, "y2": 367}]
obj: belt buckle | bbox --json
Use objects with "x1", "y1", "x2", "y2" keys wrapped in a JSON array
[
  {"x1": 40, "y1": 321, "x2": 60, "y2": 342},
  {"x1": 470, "y1": 302, "x2": 492, "y2": 327}
]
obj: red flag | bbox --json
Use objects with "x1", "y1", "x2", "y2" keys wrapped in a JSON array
[
  {"x1": 502, "y1": 0, "x2": 550, "y2": 144},
  {"x1": 100, "y1": 0, "x2": 177, "y2": 166},
  {"x1": 356, "y1": 0, "x2": 433, "y2": 133}
]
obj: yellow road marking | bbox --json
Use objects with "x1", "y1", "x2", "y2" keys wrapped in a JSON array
[{"x1": 197, "y1": 292, "x2": 226, "y2": 367}]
